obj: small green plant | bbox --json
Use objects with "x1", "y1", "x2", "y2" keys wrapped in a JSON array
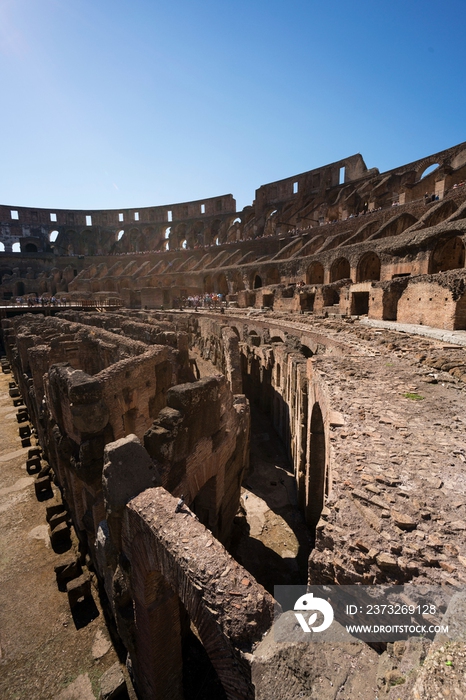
[{"x1": 403, "y1": 392, "x2": 424, "y2": 401}]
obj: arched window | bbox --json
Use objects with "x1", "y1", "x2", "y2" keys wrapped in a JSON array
[
  {"x1": 419, "y1": 163, "x2": 439, "y2": 180},
  {"x1": 50, "y1": 230, "x2": 59, "y2": 242},
  {"x1": 429, "y1": 237, "x2": 465, "y2": 274},
  {"x1": 253, "y1": 274, "x2": 262, "y2": 289},
  {"x1": 330, "y1": 257, "x2": 350, "y2": 282},
  {"x1": 356, "y1": 252, "x2": 381, "y2": 282}
]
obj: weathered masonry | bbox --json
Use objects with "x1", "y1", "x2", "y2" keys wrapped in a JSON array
[
  {"x1": 2, "y1": 142, "x2": 466, "y2": 698},
  {"x1": 2, "y1": 141, "x2": 466, "y2": 331}
]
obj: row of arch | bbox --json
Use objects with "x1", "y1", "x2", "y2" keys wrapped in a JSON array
[{"x1": 197, "y1": 237, "x2": 466, "y2": 295}]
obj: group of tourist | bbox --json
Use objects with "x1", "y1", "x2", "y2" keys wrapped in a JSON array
[
  {"x1": 15, "y1": 295, "x2": 66, "y2": 307},
  {"x1": 173, "y1": 293, "x2": 227, "y2": 310}
]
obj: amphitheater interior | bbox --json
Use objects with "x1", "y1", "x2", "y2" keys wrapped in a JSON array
[{"x1": 1, "y1": 142, "x2": 466, "y2": 699}]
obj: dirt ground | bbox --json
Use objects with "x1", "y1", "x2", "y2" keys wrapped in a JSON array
[{"x1": 0, "y1": 369, "x2": 133, "y2": 700}]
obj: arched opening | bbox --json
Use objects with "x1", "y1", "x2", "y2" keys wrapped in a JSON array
[
  {"x1": 270, "y1": 335, "x2": 284, "y2": 344},
  {"x1": 0, "y1": 242, "x2": 5, "y2": 252},
  {"x1": 117, "y1": 230, "x2": 125, "y2": 241},
  {"x1": 24, "y1": 243, "x2": 38, "y2": 253},
  {"x1": 181, "y1": 239, "x2": 187, "y2": 249},
  {"x1": 253, "y1": 274, "x2": 262, "y2": 289},
  {"x1": 306, "y1": 261, "x2": 324, "y2": 285},
  {"x1": 305, "y1": 403, "x2": 326, "y2": 531},
  {"x1": 15, "y1": 281, "x2": 25, "y2": 296},
  {"x1": 419, "y1": 163, "x2": 439, "y2": 180},
  {"x1": 204, "y1": 275, "x2": 213, "y2": 293},
  {"x1": 129, "y1": 544, "x2": 231, "y2": 700},
  {"x1": 300, "y1": 345, "x2": 313, "y2": 358},
  {"x1": 356, "y1": 252, "x2": 380, "y2": 282},
  {"x1": 329, "y1": 257, "x2": 350, "y2": 282},
  {"x1": 12, "y1": 242, "x2": 21, "y2": 252},
  {"x1": 192, "y1": 221, "x2": 204, "y2": 247},
  {"x1": 429, "y1": 236, "x2": 465, "y2": 274},
  {"x1": 49, "y1": 230, "x2": 59, "y2": 242}
]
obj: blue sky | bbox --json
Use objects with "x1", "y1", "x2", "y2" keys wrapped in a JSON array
[{"x1": 1, "y1": 0, "x2": 465, "y2": 212}]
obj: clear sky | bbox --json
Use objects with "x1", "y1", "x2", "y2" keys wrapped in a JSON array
[{"x1": 1, "y1": 0, "x2": 465, "y2": 212}]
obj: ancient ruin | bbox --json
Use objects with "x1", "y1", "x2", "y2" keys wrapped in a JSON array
[{"x1": 1, "y1": 142, "x2": 466, "y2": 699}]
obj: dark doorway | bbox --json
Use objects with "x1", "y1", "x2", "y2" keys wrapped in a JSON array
[{"x1": 351, "y1": 291, "x2": 369, "y2": 315}]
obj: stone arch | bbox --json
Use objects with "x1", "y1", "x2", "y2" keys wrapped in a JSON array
[
  {"x1": 208, "y1": 219, "x2": 222, "y2": 246},
  {"x1": 306, "y1": 261, "x2": 324, "y2": 284},
  {"x1": 192, "y1": 220, "x2": 204, "y2": 247},
  {"x1": 329, "y1": 257, "x2": 350, "y2": 282},
  {"x1": 175, "y1": 223, "x2": 187, "y2": 249},
  {"x1": 429, "y1": 236, "x2": 465, "y2": 274},
  {"x1": 300, "y1": 344, "x2": 314, "y2": 358},
  {"x1": 356, "y1": 251, "x2": 381, "y2": 282},
  {"x1": 23, "y1": 243, "x2": 38, "y2": 253},
  {"x1": 305, "y1": 403, "x2": 326, "y2": 529},
  {"x1": 417, "y1": 162, "x2": 440, "y2": 181},
  {"x1": 49, "y1": 230, "x2": 59, "y2": 243},
  {"x1": 370, "y1": 213, "x2": 418, "y2": 240},
  {"x1": 253, "y1": 274, "x2": 262, "y2": 289},
  {"x1": 123, "y1": 515, "x2": 259, "y2": 700}
]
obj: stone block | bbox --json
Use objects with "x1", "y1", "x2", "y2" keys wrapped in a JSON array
[
  {"x1": 21, "y1": 437, "x2": 31, "y2": 448},
  {"x1": 46, "y1": 503, "x2": 66, "y2": 522},
  {"x1": 19, "y1": 424, "x2": 31, "y2": 438},
  {"x1": 55, "y1": 558, "x2": 82, "y2": 587},
  {"x1": 103, "y1": 434, "x2": 161, "y2": 547},
  {"x1": 99, "y1": 663, "x2": 129, "y2": 700},
  {"x1": 50, "y1": 521, "x2": 71, "y2": 548},
  {"x1": 26, "y1": 457, "x2": 41, "y2": 474},
  {"x1": 28, "y1": 447, "x2": 42, "y2": 459},
  {"x1": 34, "y1": 475, "x2": 51, "y2": 498},
  {"x1": 66, "y1": 572, "x2": 92, "y2": 607},
  {"x1": 13, "y1": 398, "x2": 24, "y2": 406},
  {"x1": 9, "y1": 387, "x2": 21, "y2": 398},
  {"x1": 49, "y1": 511, "x2": 68, "y2": 529}
]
